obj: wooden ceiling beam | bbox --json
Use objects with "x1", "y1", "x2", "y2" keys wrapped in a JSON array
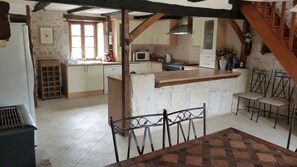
[
  {"x1": 32, "y1": 2, "x2": 51, "y2": 12},
  {"x1": 63, "y1": 14, "x2": 106, "y2": 22},
  {"x1": 67, "y1": 6, "x2": 94, "y2": 14},
  {"x1": 227, "y1": 19, "x2": 245, "y2": 45},
  {"x1": 29, "y1": 0, "x2": 243, "y2": 19},
  {"x1": 9, "y1": 14, "x2": 27, "y2": 23},
  {"x1": 129, "y1": 13, "x2": 165, "y2": 43},
  {"x1": 101, "y1": 11, "x2": 122, "y2": 16}
]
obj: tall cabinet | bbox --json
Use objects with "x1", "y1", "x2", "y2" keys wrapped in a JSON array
[{"x1": 198, "y1": 18, "x2": 226, "y2": 69}]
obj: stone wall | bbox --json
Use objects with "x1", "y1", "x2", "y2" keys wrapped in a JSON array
[
  {"x1": 245, "y1": 28, "x2": 297, "y2": 105},
  {"x1": 31, "y1": 10, "x2": 69, "y2": 62},
  {"x1": 246, "y1": 29, "x2": 284, "y2": 71}
]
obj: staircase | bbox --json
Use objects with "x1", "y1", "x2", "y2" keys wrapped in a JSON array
[{"x1": 239, "y1": 1, "x2": 297, "y2": 83}]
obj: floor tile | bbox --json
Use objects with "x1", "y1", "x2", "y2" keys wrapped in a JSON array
[
  {"x1": 35, "y1": 95, "x2": 297, "y2": 167},
  {"x1": 56, "y1": 148, "x2": 89, "y2": 163}
]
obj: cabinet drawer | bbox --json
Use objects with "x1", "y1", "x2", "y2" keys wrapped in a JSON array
[
  {"x1": 200, "y1": 53, "x2": 216, "y2": 61},
  {"x1": 199, "y1": 60, "x2": 216, "y2": 69}
]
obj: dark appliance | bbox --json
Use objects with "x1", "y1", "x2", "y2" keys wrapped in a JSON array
[
  {"x1": 163, "y1": 63, "x2": 184, "y2": 71},
  {"x1": 0, "y1": 104, "x2": 37, "y2": 167}
]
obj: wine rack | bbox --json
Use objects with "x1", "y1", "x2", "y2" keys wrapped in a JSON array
[{"x1": 39, "y1": 59, "x2": 61, "y2": 99}]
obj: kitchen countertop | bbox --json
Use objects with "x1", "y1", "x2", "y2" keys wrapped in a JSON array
[
  {"x1": 154, "y1": 68, "x2": 241, "y2": 88},
  {"x1": 107, "y1": 68, "x2": 241, "y2": 88},
  {"x1": 61, "y1": 61, "x2": 161, "y2": 66}
]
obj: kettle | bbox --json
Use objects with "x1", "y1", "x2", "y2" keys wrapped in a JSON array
[{"x1": 165, "y1": 54, "x2": 172, "y2": 63}]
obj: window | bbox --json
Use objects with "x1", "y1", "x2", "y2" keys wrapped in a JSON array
[{"x1": 69, "y1": 22, "x2": 97, "y2": 59}]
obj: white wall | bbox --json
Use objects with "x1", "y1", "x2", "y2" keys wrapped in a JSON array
[{"x1": 2, "y1": 0, "x2": 34, "y2": 15}]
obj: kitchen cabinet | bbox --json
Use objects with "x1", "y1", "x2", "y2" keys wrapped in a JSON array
[
  {"x1": 104, "y1": 65, "x2": 122, "y2": 93},
  {"x1": 132, "y1": 63, "x2": 149, "y2": 73},
  {"x1": 113, "y1": 19, "x2": 177, "y2": 46},
  {"x1": 130, "y1": 20, "x2": 144, "y2": 44},
  {"x1": 150, "y1": 62, "x2": 163, "y2": 73},
  {"x1": 192, "y1": 17, "x2": 203, "y2": 46},
  {"x1": 130, "y1": 20, "x2": 178, "y2": 45},
  {"x1": 199, "y1": 18, "x2": 226, "y2": 69},
  {"x1": 152, "y1": 20, "x2": 178, "y2": 45},
  {"x1": 61, "y1": 64, "x2": 104, "y2": 98}
]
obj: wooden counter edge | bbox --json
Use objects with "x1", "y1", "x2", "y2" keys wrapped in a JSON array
[{"x1": 155, "y1": 72, "x2": 241, "y2": 88}]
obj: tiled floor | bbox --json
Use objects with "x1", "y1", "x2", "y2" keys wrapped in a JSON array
[{"x1": 35, "y1": 95, "x2": 297, "y2": 167}]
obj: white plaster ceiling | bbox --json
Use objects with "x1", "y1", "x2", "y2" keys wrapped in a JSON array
[
  {"x1": 147, "y1": 0, "x2": 232, "y2": 10},
  {"x1": 4, "y1": 0, "x2": 237, "y2": 15}
]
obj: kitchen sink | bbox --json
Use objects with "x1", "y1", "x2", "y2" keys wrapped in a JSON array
[{"x1": 77, "y1": 60, "x2": 101, "y2": 64}]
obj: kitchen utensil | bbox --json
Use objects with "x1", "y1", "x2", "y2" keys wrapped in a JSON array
[{"x1": 165, "y1": 54, "x2": 172, "y2": 63}]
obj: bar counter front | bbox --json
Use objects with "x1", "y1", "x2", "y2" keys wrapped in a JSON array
[{"x1": 108, "y1": 68, "x2": 248, "y2": 128}]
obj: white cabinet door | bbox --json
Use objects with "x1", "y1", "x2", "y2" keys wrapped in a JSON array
[
  {"x1": 130, "y1": 20, "x2": 144, "y2": 44},
  {"x1": 150, "y1": 63, "x2": 163, "y2": 73},
  {"x1": 86, "y1": 65, "x2": 104, "y2": 91},
  {"x1": 144, "y1": 25, "x2": 153, "y2": 44},
  {"x1": 152, "y1": 20, "x2": 170, "y2": 45},
  {"x1": 157, "y1": 20, "x2": 170, "y2": 45},
  {"x1": 138, "y1": 63, "x2": 149, "y2": 73},
  {"x1": 192, "y1": 17, "x2": 203, "y2": 46},
  {"x1": 104, "y1": 65, "x2": 122, "y2": 93},
  {"x1": 201, "y1": 18, "x2": 218, "y2": 53},
  {"x1": 68, "y1": 66, "x2": 86, "y2": 93},
  {"x1": 130, "y1": 64, "x2": 140, "y2": 73}
]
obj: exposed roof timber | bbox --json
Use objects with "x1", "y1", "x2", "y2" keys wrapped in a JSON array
[
  {"x1": 134, "y1": 15, "x2": 182, "y2": 20},
  {"x1": 67, "y1": 6, "x2": 94, "y2": 14},
  {"x1": 63, "y1": 14, "x2": 107, "y2": 22},
  {"x1": 29, "y1": 0, "x2": 244, "y2": 19},
  {"x1": 129, "y1": 13, "x2": 165, "y2": 43},
  {"x1": 10, "y1": 14, "x2": 27, "y2": 23},
  {"x1": 101, "y1": 10, "x2": 122, "y2": 16},
  {"x1": 188, "y1": 0, "x2": 205, "y2": 2},
  {"x1": 32, "y1": 1, "x2": 51, "y2": 12}
]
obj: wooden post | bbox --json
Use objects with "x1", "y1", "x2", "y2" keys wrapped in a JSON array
[
  {"x1": 262, "y1": 2, "x2": 267, "y2": 16},
  {"x1": 280, "y1": 1, "x2": 286, "y2": 38},
  {"x1": 289, "y1": 0, "x2": 297, "y2": 50},
  {"x1": 121, "y1": 9, "x2": 130, "y2": 123},
  {"x1": 271, "y1": 2, "x2": 276, "y2": 26},
  {"x1": 26, "y1": 5, "x2": 39, "y2": 107},
  {"x1": 241, "y1": 20, "x2": 250, "y2": 67},
  {"x1": 107, "y1": 16, "x2": 112, "y2": 51}
]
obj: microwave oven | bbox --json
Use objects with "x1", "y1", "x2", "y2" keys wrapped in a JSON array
[{"x1": 135, "y1": 51, "x2": 149, "y2": 61}]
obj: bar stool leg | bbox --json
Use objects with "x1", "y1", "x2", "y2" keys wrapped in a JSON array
[
  {"x1": 235, "y1": 97, "x2": 240, "y2": 115},
  {"x1": 263, "y1": 104, "x2": 266, "y2": 117},
  {"x1": 287, "y1": 104, "x2": 290, "y2": 125},
  {"x1": 247, "y1": 99, "x2": 251, "y2": 113},
  {"x1": 256, "y1": 102, "x2": 261, "y2": 122},
  {"x1": 269, "y1": 105, "x2": 272, "y2": 119},
  {"x1": 251, "y1": 101, "x2": 256, "y2": 120},
  {"x1": 274, "y1": 107, "x2": 279, "y2": 129}
]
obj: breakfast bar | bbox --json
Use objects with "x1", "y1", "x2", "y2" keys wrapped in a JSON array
[
  {"x1": 108, "y1": 68, "x2": 248, "y2": 128},
  {"x1": 154, "y1": 68, "x2": 241, "y2": 88}
]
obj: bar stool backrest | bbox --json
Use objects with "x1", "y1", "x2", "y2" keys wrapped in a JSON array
[
  {"x1": 249, "y1": 68, "x2": 273, "y2": 95},
  {"x1": 271, "y1": 71, "x2": 295, "y2": 101},
  {"x1": 110, "y1": 112, "x2": 166, "y2": 162},
  {"x1": 164, "y1": 103, "x2": 206, "y2": 147}
]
